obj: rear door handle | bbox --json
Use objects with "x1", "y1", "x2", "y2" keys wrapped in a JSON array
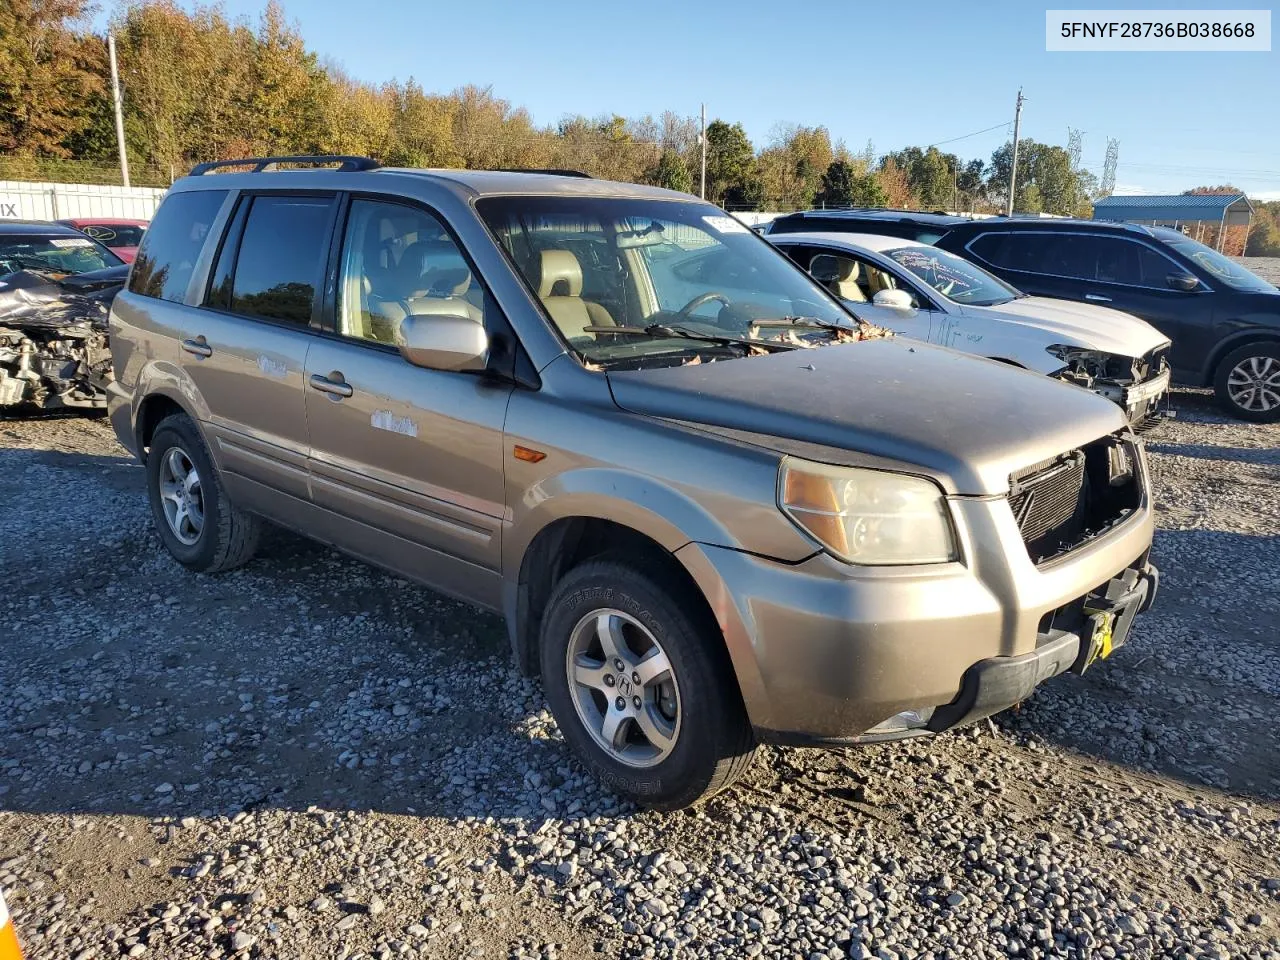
[
  {"x1": 1084, "y1": 293, "x2": 1113, "y2": 303},
  {"x1": 309, "y1": 372, "x2": 353, "y2": 398},
  {"x1": 181, "y1": 337, "x2": 213, "y2": 358}
]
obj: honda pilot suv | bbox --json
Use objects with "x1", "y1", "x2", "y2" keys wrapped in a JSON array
[{"x1": 107, "y1": 157, "x2": 1159, "y2": 809}]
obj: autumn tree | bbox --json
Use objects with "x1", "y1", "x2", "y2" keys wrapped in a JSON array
[
  {"x1": 815, "y1": 160, "x2": 887, "y2": 208},
  {"x1": 651, "y1": 149, "x2": 693, "y2": 193},
  {"x1": 0, "y1": 0, "x2": 105, "y2": 156}
]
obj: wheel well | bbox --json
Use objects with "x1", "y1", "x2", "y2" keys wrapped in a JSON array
[
  {"x1": 135, "y1": 394, "x2": 186, "y2": 459},
  {"x1": 512, "y1": 518, "x2": 716, "y2": 677},
  {"x1": 1207, "y1": 334, "x2": 1280, "y2": 385}
]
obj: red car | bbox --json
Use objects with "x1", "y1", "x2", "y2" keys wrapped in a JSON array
[{"x1": 56, "y1": 218, "x2": 149, "y2": 263}]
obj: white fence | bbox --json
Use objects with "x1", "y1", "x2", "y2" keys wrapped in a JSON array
[{"x1": 0, "y1": 181, "x2": 167, "y2": 222}]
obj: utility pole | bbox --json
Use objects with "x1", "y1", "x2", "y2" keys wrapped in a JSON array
[
  {"x1": 1005, "y1": 88, "x2": 1023, "y2": 217},
  {"x1": 699, "y1": 103, "x2": 707, "y2": 200},
  {"x1": 108, "y1": 33, "x2": 130, "y2": 187}
]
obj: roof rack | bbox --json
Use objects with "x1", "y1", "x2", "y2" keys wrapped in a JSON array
[
  {"x1": 490, "y1": 168, "x2": 592, "y2": 178},
  {"x1": 190, "y1": 155, "x2": 381, "y2": 176}
]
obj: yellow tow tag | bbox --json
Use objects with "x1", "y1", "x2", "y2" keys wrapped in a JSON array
[{"x1": 1086, "y1": 610, "x2": 1116, "y2": 666}]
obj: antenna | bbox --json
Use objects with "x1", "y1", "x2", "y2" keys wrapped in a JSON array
[{"x1": 1101, "y1": 138, "x2": 1119, "y2": 196}]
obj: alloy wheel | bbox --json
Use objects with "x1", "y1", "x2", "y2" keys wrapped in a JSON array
[
  {"x1": 1227, "y1": 355, "x2": 1280, "y2": 413},
  {"x1": 564, "y1": 608, "x2": 682, "y2": 768},
  {"x1": 158, "y1": 447, "x2": 205, "y2": 545}
]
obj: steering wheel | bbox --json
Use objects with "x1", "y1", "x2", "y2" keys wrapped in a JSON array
[{"x1": 677, "y1": 291, "x2": 730, "y2": 318}]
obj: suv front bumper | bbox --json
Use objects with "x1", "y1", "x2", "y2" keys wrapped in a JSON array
[{"x1": 674, "y1": 488, "x2": 1156, "y2": 744}]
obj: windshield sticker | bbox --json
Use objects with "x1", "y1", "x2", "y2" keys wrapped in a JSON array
[
  {"x1": 49, "y1": 237, "x2": 95, "y2": 248},
  {"x1": 701, "y1": 215, "x2": 749, "y2": 235},
  {"x1": 891, "y1": 249, "x2": 978, "y2": 296},
  {"x1": 372, "y1": 409, "x2": 418, "y2": 437}
]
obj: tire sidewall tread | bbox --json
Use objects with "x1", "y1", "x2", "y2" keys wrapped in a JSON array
[
  {"x1": 539, "y1": 557, "x2": 755, "y2": 810},
  {"x1": 146, "y1": 414, "x2": 260, "y2": 573},
  {"x1": 1214, "y1": 342, "x2": 1280, "y2": 423}
]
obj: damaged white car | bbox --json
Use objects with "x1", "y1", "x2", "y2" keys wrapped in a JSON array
[
  {"x1": 0, "y1": 221, "x2": 126, "y2": 411},
  {"x1": 771, "y1": 232, "x2": 1172, "y2": 427}
]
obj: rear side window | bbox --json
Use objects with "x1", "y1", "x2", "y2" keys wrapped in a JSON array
[
  {"x1": 223, "y1": 195, "x2": 335, "y2": 325},
  {"x1": 128, "y1": 190, "x2": 227, "y2": 302}
]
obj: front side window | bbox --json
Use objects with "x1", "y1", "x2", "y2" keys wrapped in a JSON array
[
  {"x1": 337, "y1": 199, "x2": 485, "y2": 344},
  {"x1": 885, "y1": 246, "x2": 1018, "y2": 305},
  {"x1": 129, "y1": 190, "x2": 226, "y2": 302},
  {"x1": 0, "y1": 234, "x2": 122, "y2": 279},
  {"x1": 227, "y1": 195, "x2": 334, "y2": 325},
  {"x1": 478, "y1": 195, "x2": 852, "y2": 367},
  {"x1": 1156, "y1": 230, "x2": 1277, "y2": 293}
]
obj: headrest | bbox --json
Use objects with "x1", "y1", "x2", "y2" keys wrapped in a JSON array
[
  {"x1": 811, "y1": 254, "x2": 858, "y2": 283},
  {"x1": 538, "y1": 250, "x2": 583, "y2": 297},
  {"x1": 399, "y1": 240, "x2": 472, "y2": 297}
]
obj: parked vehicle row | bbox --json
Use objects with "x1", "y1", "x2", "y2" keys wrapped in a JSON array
[
  {"x1": 766, "y1": 209, "x2": 1280, "y2": 421},
  {"x1": 106, "y1": 157, "x2": 1159, "y2": 809}
]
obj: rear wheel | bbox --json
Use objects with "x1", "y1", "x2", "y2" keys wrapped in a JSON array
[
  {"x1": 539, "y1": 558, "x2": 757, "y2": 810},
  {"x1": 146, "y1": 413, "x2": 261, "y2": 572},
  {"x1": 1214, "y1": 343, "x2": 1280, "y2": 422}
]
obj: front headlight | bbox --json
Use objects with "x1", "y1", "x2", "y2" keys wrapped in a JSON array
[{"x1": 778, "y1": 458, "x2": 958, "y2": 565}]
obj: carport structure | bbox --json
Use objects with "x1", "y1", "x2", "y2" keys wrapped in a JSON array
[{"x1": 1092, "y1": 193, "x2": 1254, "y2": 254}]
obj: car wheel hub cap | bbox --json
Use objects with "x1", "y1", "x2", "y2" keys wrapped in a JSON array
[
  {"x1": 565, "y1": 609, "x2": 681, "y2": 769},
  {"x1": 159, "y1": 447, "x2": 204, "y2": 545},
  {"x1": 1227, "y1": 356, "x2": 1280, "y2": 412}
]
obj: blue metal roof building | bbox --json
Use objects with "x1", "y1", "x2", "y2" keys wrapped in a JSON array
[{"x1": 1092, "y1": 193, "x2": 1253, "y2": 252}]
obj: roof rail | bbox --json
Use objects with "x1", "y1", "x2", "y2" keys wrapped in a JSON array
[
  {"x1": 490, "y1": 168, "x2": 592, "y2": 178},
  {"x1": 189, "y1": 155, "x2": 381, "y2": 176}
]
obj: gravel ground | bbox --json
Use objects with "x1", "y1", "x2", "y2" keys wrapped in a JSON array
[
  {"x1": 1235, "y1": 258, "x2": 1280, "y2": 286},
  {"x1": 1, "y1": 392, "x2": 1278, "y2": 960}
]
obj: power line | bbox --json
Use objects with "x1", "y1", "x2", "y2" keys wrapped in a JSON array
[{"x1": 925, "y1": 121, "x2": 1011, "y2": 149}]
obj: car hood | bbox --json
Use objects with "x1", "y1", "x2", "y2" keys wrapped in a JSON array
[
  {"x1": 960, "y1": 296, "x2": 1169, "y2": 357},
  {"x1": 109, "y1": 246, "x2": 138, "y2": 263},
  {"x1": 607, "y1": 338, "x2": 1128, "y2": 496}
]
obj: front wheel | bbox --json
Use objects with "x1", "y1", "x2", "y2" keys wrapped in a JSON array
[
  {"x1": 539, "y1": 558, "x2": 757, "y2": 810},
  {"x1": 1214, "y1": 343, "x2": 1280, "y2": 422}
]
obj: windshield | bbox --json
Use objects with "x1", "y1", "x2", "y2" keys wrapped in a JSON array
[
  {"x1": 0, "y1": 235, "x2": 123, "y2": 279},
  {"x1": 884, "y1": 246, "x2": 1020, "y2": 306},
  {"x1": 1156, "y1": 231, "x2": 1278, "y2": 293},
  {"x1": 478, "y1": 196, "x2": 856, "y2": 367},
  {"x1": 79, "y1": 223, "x2": 146, "y2": 247}
]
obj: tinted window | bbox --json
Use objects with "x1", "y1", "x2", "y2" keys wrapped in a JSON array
[
  {"x1": 337, "y1": 199, "x2": 485, "y2": 344},
  {"x1": 128, "y1": 190, "x2": 227, "y2": 302},
  {"x1": 229, "y1": 196, "x2": 334, "y2": 324},
  {"x1": 79, "y1": 224, "x2": 147, "y2": 247}
]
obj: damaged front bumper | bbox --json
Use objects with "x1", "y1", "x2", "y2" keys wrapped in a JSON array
[
  {"x1": 1053, "y1": 345, "x2": 1173, "y2": 430},
  {"x1": 0, "y1": 267, "x2": 122, "y2": 411}
]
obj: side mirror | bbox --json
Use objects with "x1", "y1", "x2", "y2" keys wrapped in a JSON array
[
  {"x1": 397, "y1": 312, "x2": 489, "y2": 372},
  {"x1": 872, "y1": 288, "x2": 916, "y2": 310},
  {"x1": 1167, "y1": 272, "x2": 1200, "y2": 292}
]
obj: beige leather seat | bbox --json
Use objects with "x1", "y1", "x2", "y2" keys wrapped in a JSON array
[
  {"x1": 536, "y1": 250, "x2": 615, "y2": 338},
  {"x1": 865, "y1": 264, "x2": 897, "y2": 296},
  {"x1": 373, "y1": 245, "x2": 483, "y2": 341},
  {"x1": 810, "y1": 254, "x2": 867, "y2": 302}
]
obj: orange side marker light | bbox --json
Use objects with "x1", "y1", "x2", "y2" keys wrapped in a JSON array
[
  {"x1": 513, "y1": 445, "x2": 547, "y2": 463},
  {"x1": 0, "y1": 890, "x2": 24, "y2": 960}
]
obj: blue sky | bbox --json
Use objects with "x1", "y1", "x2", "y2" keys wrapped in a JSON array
[{"x1": 103, "y1": 0, "x2": 1280, "y2": 198}]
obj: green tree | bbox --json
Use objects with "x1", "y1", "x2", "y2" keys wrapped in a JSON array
[
  {"x1": 703, "y1": 120, "x2": 759, "y2": 207},
  {"x1": 987, "y1": 139, "x2": 1086, "y2": 216},
  {"x1": 815, "y1": 160, "x2": 887, "y2": 208},
  {"x1": 651, "y1": 149, "x2": 692, "y2": 193}
]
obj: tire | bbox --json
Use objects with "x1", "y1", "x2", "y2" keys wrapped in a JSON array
[
  {"x1": 1214, "y1": 342, "x2": 1280, "y2": 423},
  {"x1": 539, "y1": 557, "x2": 757, "y2": 810},
  {"x1": 146, "y1": 413, "x2": 261, "y2": 572}
]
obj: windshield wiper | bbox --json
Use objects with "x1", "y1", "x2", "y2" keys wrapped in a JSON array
[
  {"x1": 581, "y1": 324, "x2": 796, "y2": 352},
  {"x1": 749, "y1": 315, "x2": 857, "y2": 333}
]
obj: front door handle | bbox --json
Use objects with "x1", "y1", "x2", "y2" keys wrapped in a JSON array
[
  {"x1": 1084, "y1": 293, "x2": 1113, "y2": 303},
  {"x1": 309, "y1": 372, "x2": 353, "y2": 399},
  {"x1": 181, "y1": 337, "x2": 213, "y2": 358}
]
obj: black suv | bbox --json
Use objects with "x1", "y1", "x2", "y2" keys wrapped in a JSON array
[{"x1": 768, "y1": 211, "x2": 1280, "y2": 422}]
